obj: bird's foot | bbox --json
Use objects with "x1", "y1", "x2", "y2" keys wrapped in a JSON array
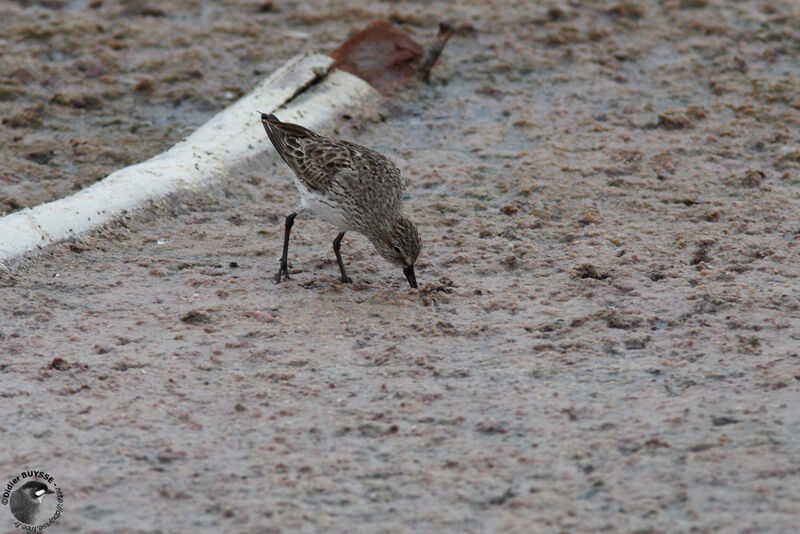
[
  {"x1": 275, "y1": 260, "x2": 290, "y2": 283},
  {"x1": 340, "y1": 275, "x2": 353, "y2": 284}
]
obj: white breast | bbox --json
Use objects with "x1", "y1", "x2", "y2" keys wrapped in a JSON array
[{"x1": 294, "y1": 178, "x2": 353, "y2": 231}]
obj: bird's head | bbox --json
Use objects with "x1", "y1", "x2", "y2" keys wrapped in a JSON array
[
  {"x1": 18, "y1": 481, "x2": 54, "y2": 503},
  {"x1": 370, "y1": 215, "x2": 421, "y2": 288}
]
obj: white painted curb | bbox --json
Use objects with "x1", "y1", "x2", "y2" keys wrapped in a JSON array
[{"x1": 0, "y1": 54, "x2": 379, "y2": 264}]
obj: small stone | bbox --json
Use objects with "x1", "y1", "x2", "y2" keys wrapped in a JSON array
[
  {"x1": 181, "y1": 310, "x2": 211, "y2": 325},
  {"x1": 711, "y1": 416, "x2": 739, "y2": 426},
  {"x1": 49, "y1": 358, "x2": 71, "y2": 371}
]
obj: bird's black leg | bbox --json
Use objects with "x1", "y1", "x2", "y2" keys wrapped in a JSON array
[
  {"x1": 276, "y1": 211, "x2": 297, "y2": 283},
  {"x1": 332, "y1": 231, "x2": 352, "y2": 283}
]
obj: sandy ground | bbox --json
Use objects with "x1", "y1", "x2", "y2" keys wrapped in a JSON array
[{"x1": 2, "y1": 0, "x2": 800, "y2": 532}]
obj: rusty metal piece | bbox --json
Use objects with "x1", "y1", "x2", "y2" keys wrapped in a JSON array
[{"x1": 330, "y1": 21, "x2": 425, "y2": 96}]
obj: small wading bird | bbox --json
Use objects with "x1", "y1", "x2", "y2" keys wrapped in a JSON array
[
  {"x1": 10, "y1": 481, "x2": 54, "y2": 525},
  {"x1": 260, "y1": 113, "x2": 421, "y2": 288}
]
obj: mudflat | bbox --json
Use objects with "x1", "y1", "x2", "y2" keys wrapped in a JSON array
[{"x1": 1, "y1": 1, "x2": 798, "y2": 531}]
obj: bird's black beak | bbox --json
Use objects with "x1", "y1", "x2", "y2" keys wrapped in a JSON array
[{"x1": 403, "y1": 265, "x2": 417, "y2": 289}]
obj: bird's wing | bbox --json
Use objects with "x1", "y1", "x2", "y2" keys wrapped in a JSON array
[
  {"x1": 289, "y1": 138, "x2": 360, "y2": 194},
  {"x1": 262, "y1": 115, "x2": 404, "y2": 202},
  {"x1": 340, "y1": 141, "x2": 405, "y2": 209},
  {"x1": 262, "y1": 115, "x2": 349, "y2": 193}
]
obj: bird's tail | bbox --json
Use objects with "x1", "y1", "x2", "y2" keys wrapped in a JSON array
[
  {"x1": 260, "y1": 113, "x2": 290, "y2": 165},
  {"x1": 260, "y1": 113, "x2": 318, "y2": 166}
]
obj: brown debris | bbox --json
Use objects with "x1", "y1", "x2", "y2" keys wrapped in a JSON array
[
  {"x1": 0, "y1": 195, "x2": 23, "y2": 213},
  {"x1": 545, "y1": 26, "x2": 580, "y2": 45},
  {"x1": 607, "y1": 3, "x2": 645, "y2": 19},
  {"x1": 134, "y1": 78, "x2": 156, "y2": 93},
  {"x1": 650, "y1": 152, "x2": 676, "y2": 177},
  {"x1": 573, "y1": 263, "x2": 610, "y2": 280},
  {"x1": 578, "y1": 210, "x2": 601, "y2": 226},
  {"x1": 181, "y1": 310, "x2": 212, "y2": 325},
  {"x1": 2, "y1": 107, "x2": 43, "y2": 128},
  {"x1": 547, "y1": 7, "x2": 566, "y2": 21},
  {"x1": 499, "y1": 202, "x2": 519, "y2": 215},
  {"x1": 256, "y1": 1, "x2": 275, "y2": 12},
  {"x1": 330, "y1": 20, "x2": 425, "y2": 95},
  {"x1": 119, "y1": 1, "x2": 166, "y2": 17},
  {"x1": 418, "y1": 23, "x2": 456, "y2": 83},
  {"x1": 26, "y1": 149, "x2": 55, "y2": 165},
  {"x1": 741, "y1": 169, "x2": 765, "y2": 187},
  {"x1": 48, "y1": 357, "x2": 72, "y2": 371},
  {"x1": 605, "y1": 150, "x2": 643, "y2": 176},
  {"x1": 657, "y1": 109, "x2": 693, "y2": 129},
  {"x1": 704, "y1": 208, "x2": 722, "y2": 221},
  {"x1": 690, "y1": 243, "x2": 712, "y2": 266},
  {"x1": 686, "y1": 105, "x2": 708, "y2": 120},
  {"x1": 51, "y1": 92, "x2": 103, "y2": 110}
]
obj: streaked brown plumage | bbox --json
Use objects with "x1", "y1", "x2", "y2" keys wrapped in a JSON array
[{"x1": 260, "y1": 113, "x2": 421, "y2": 288}]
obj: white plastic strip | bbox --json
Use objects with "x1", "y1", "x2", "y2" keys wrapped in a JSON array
[{"x1": 0, "y1": 54, "x2": 378, "y2": 263}]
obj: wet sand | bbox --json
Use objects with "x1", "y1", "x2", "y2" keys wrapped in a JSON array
[{"x1": 1, "y1": 1, "x2": 799, "y2": 532}]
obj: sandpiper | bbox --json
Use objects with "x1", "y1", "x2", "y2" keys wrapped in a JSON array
[{"x1": 260, "y1": 113, "x2": 421, "y2": 288}]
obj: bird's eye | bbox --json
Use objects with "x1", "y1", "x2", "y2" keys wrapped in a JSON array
[{"x1": 393, "y1": 246, "x2": 401, "y2": 254}]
